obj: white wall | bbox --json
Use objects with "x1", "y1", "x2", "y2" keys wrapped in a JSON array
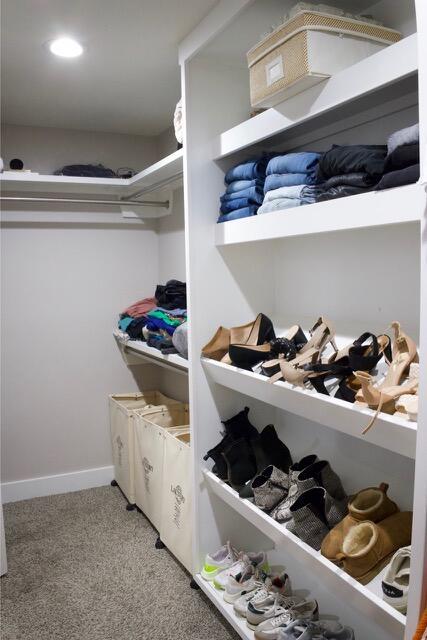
[
  {"x1": 1, "y1": 124, "x2": 159, "y2": 175},
  {"x1": 0, "y1": 124, "x2": 187, "y2": 492}
]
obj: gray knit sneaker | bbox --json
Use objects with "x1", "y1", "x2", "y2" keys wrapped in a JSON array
[{"x1": 253, "y1": 466, "x2": 289, "y2": 512}]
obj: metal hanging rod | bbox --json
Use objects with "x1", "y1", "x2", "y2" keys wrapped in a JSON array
[{"x1": 0, "y1": 196, "x2": 169, "y2": 208}]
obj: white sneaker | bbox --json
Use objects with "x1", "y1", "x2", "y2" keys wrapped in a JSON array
[
  {"x1": 201, "y1": 541, "x2": 239, "y2": 581},
  {"x1": 247, "y1": 592, "x2": 304, "y2": 630},
  {"x1": 233, "y1": 572, "x2": 270, "y2": 617},
  {"x1": 235, "y1": 572, "x2": 291, "y2": 618},
  {"x1": 223, "y1": 564, "x2": 259, "y2": 604},
  {"x1": 214, "y1": 551, "x2": 269, "y2": 591},
  {"x1": 382, "y1": 545, "x2": 411, "y2": 613},
  {"x1": 254, "y1": 599, "x2": 319, "y2": 639}
]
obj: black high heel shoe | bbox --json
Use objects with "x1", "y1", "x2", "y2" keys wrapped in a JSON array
[{"x1": 230, "y1": 324, "x2": 305, "y2": 371}]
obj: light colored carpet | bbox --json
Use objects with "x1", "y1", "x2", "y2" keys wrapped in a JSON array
[{"x1": 1, "y1": 485, "x2": 239, "y2": 640}]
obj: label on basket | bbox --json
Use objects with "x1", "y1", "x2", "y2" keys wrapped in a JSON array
[
  {"x1": 171, "y1": 484, "x2": 186, "y2": 529},
  {"x1": 115, "y1": 435, "x2": 124, "y2": 467},
  {"x1": 265, "y1": 55, "x2": 284, "y2": 86},
  {"x1": 142, "y1": 457, "x2": 153, "y2": 493}
]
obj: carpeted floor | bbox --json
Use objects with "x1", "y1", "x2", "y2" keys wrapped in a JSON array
[{"x1": 1, "y1": 485, "x2": 240, "y2": 640}]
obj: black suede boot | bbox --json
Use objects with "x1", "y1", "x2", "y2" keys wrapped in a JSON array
[
  {"x1": 259, "y1": 424, "x2": 292, "y2": 473},
  {"x1": 221, "y1": 406, "x2": 259, "y2": 441},
  {"x1": 203, "y1": 434, "x2": 235, "y2": 480},
  {"x1": 222, "y1": 437, "x2": 257, "y2": 489}
]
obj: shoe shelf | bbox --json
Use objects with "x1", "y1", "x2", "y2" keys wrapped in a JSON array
[
  {"x1": 215, "y1": 184, "x2": 422, "y2": 247},
  {"x1": 212, "y1": 35, "x2": 417, "y2": 160},
  {"x1": 194, "y1": 574, "x2": 254, "y2": 640},
  {"x1": 0, "y1": 149, "x2": 183, "y2": 199},
  {"x1": 201, "y1": 358, "x2": 417, "y2": 459},
  {"x1": 203, "y1": 469, "x2": 406, "y2": 639},
  {"x1": 114, "y1": 332, "x2": 188, "y2": 375}
]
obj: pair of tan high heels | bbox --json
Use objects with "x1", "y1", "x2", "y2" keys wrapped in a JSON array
[{"x1": 355, "y1": 322, "x2": 419, "y2": 432}]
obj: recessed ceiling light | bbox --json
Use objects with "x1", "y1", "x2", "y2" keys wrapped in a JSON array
[{"x1": 49, "y1": 37, "x2": 83, "y2": 58}]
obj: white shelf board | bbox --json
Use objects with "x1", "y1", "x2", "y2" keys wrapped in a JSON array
[
  {"x1": 201, "y1": 359, "x2": 417, "y2": 459},
  {"x1": 114, "y1": 333, "x2": 188, "y2": 374},
  {"x1": 212, "y1": 35, "x2": 417, "y2": 159},
  {"x1": 0, "y1": 149, "x2": 183, "y2": 198},
  {"x1": 215, "y1": 184, "x2": 423, "y2": 246},
  {"x1": 194, "y1": 574, "x2": 253, "y2": 640},
  {"x1": 203, "y1": 470, "x2": 406, "y2": 638}
]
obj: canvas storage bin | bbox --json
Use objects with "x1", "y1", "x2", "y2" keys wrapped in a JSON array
[
  {"x1": 160, "y1": 430, "x2": 192, "y2": 572},
  {"x1": 133, "y1": 404, "x2": 189, "y2": 532},
  {"x1": 109, "y1": 392, "x2": 180, "y2": 505},
  {"x1": 247, "y1": 10, "x2": 401, "y2": 108}
]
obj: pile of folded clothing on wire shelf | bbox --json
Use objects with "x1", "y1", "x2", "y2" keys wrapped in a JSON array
[
  {"x1": 376, "y1": 123, "x2": 420, "y2": 190},
  {"x1": 117, "y1": 279, "x2": 188, "y2": 358},
  {"x1": 258, "y1": 151, "x2": 321, "y2": 214},
  {"x1": 217, "y1": 155, "x2": 271, "y2": 223},
  {"x1": 315, "y1": 144, "x2": 387, "y2": 201}
]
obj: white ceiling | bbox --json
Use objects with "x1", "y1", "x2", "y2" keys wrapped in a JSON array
[{"x1": 1, "y1": 0, "x2": 218, "y2": 136}]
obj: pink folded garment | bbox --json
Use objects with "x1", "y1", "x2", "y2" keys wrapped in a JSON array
[{"x1": 122, "y1": 297, "x2": 157, "y2": 318}]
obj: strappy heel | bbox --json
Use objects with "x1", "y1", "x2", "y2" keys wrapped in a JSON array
[
  {"x1": 268, "y1": 347, "x2": 320, "y2": 385},
  {"x1": 355, "y1": 322, "x2": 419, "y2": 432},
  {"x1": 299, "y1": 316, "x2": 337, "y2": 355}
]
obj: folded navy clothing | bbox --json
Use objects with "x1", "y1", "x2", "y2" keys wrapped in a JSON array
[
  {"x1": 126, "y1": 317, "x2": 148, "y2": 339},
  {"x1": 323, "y1": 172, "x2": 378, "y2": 189},
  {"x1": 226, "y1": 179, "x2": 264, "y2": 193},
  {"x1": 376, "y1": 164, "x2": 419, "y2": 190},
  {"x1": 220, "y1": 196, "x2": 261, "y2": 214},
  {"x1": 225, "y1": 155, "x2": 270, "y2": 184},
  {"x1": 317, "y1": 145, "x2": 387, "y2": 181},
  {"x1": 220, "y1": 185, "x2": 264, "y2": 203},
  {"x1": 316, "y1": 185, "x2": 372, "y2": 201},
  {"x1": 267, "y1": 152, "x2": 321, "y2": 175},
  {"x1": 383, "y1": 143, "x2": 419, "y2": 173},
  {"x1": 217, "y1": 205, "x2": 258, "y2": 223},
  {"x1": 264, "y1": 172, "x2": 316, "y2": 192}
]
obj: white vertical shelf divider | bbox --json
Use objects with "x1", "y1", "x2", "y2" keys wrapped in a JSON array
[{"x1": 179, "y1": 1, "x2": 427, "y2": 639}]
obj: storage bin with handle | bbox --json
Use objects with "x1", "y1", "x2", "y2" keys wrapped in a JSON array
[
  {"x1": 247, "y1": 9, "x2": 401, "y2": 108},
  {"x1": 160, "y1": 430, "x2": 192, "y2": 572},
  {"x1": 133, "y1": 404, "x2": 189, "y2": 532},
  {"x1": 109, "y1": 392, "x2": 180, "y2": 506}
]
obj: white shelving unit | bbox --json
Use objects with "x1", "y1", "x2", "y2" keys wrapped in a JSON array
[
  {"x1": 114, "y1": 332, "x2": 188, "y2": 375},
  {"x1": 202, "y1": 358, "x2": 417, "y2": 459},
  {"x1": 178, "y1": 1, "x2": 427, "y2": 640},
  {"x1": 0, "y1": 149, "x2": 183, "y2": 197},
  {"x1": 203, "y1": 470, "x2": 405, "y2": 638},
  {"x1": 215, "y1": 184, "x2": 422, "y2": 246}
]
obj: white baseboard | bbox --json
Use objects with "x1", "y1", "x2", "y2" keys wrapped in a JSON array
[{"x1": 1, "y1": 465, "x2": 114, "y2": 504}]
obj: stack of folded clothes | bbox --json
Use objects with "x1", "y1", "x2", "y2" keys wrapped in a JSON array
[
  {"x1": 118, "y1": 280, "x2": 187, "y2": 355},
  {"x1": 218, "y1": 156, "x2": 270, "y2": 223},
  {"x1": 315, "y1": 144, "x2": 387, "y2": 201},
  {"x1": 376, "y1": 123, "x2": 420, "y2": 190},
  {"x1": 258, "y1": 152, "x2": 321, "y2": 214}
]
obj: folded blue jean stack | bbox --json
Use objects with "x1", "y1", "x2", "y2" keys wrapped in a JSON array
[{"x1": 217, "y1": 156, "x2": 270, "y2": 223}]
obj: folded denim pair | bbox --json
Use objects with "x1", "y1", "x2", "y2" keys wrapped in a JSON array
[
  {"x1": 224, "y1": 156, "x2": 270, "y2": 184},
  {"x1": 263, "y1": 184, "x2": 305, "y2": 202},
  {"x1": 264, "y1": 172, "x2": 316, "y2": 192},
  {"x1": 316, "y1": 144, "x2": 387, "y2": 181},
  {"x1": 258, "y1": 198, "x2": 302, "y2": 214},
  {"x1": 217, "y1": 205, "x2": 258, "y2": 223},
  {"x1": 220, "y1": 185, "x2": 264, "y2": 214},
  {"x1": 266, "y1": 151, "x2": 321, "y2": 175},
  {"x1": 225, "y1": 178, "x2": 264, "y2": 194}
]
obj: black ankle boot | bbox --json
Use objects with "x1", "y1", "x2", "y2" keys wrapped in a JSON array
[
  {"x1": 221, "y1": 406, "x2": 259, "y2": 441},
  {"x1": 259, "y1": 424, "x2": 292, "y2": 473},
  {"x1": 222, "y1": 437, "x2": 257, "y2": 489}
]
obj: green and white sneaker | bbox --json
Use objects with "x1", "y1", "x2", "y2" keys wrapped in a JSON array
[
  {"x1": 201, "y1": 541, "x2": 239, "y2": 582},
  {"x1": 214, "y1": 552, "x2": 270, "y2": 591}
]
